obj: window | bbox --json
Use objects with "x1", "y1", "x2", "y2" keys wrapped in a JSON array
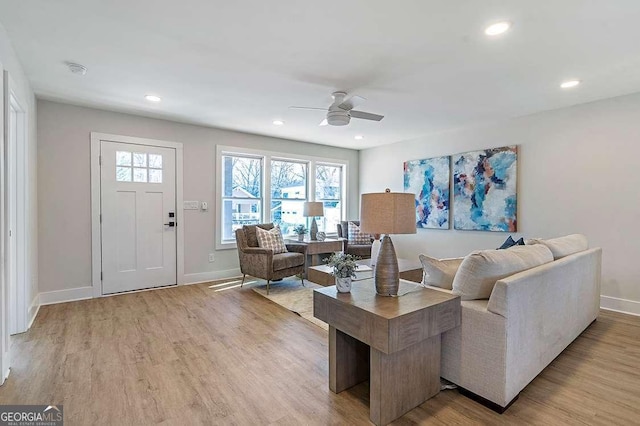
[
  {"x1": 271, "y1": 160, "x2": 307, "y2": 235},
  {"x1": 220, "y1": 154, "x2": 263, "y2": 243},
  {"x1": 217, "y1": 146, "x2": 347, "y2": 248},
  {"x1": 116, "y1": 151, "x2": 163, "y2": 183},
  {"x1": 316, "y1": 163, "x2": 343, "y2": 234}
]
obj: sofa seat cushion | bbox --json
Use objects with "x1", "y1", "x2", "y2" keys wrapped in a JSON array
[
  {"x1": 419, "y1": 254, "x2": 464, "y2": 289},
  {"x1": 273, "y1": 252, "x2": 304, "y2": 271},
  {"x1": 452, "y1": 245, "x2": 554, "y2": 300},
  {"x1": 527, "y1": 234, "x2": 588, "y2": 260}
]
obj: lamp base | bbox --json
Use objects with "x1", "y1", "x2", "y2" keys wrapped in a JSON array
[
  {"x1": 374, "y1": 235, "x2": 399, "y2": 296},
  {"x1": 310, "y1": 217, "x2": 318, "y2": 240}
]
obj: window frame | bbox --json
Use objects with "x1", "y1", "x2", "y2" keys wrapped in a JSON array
[{"x1": 216, "y1": 145, "x2": 348, "y2": 249}]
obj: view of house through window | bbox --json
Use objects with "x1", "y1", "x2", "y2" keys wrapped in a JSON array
[
  {"x1": 221, "y1": 154, "x2": 263, "y2": 242},
  {"x1": 219, "y1": 149, "x2": 347, "y2": 246},
  {"x1": 316, "y1": 163, "x2": 343, "y2": 234},
  {"x1": 270, "y1": 159, "x2": 307, "y2": 234}
]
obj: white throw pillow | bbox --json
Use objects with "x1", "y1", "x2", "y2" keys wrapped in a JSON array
[
  {"x1": 452, "y1": 245, "x2": 554, "y2": 300},
  {"x1": 418, "y1": 254, "x2": 464, "y2": 290},
  {"x1": 256, "y1": 226, "x2": 288, "y2": 254},
  {"x1": 527, "y1": 234, "x2": 588, "y2": 260}
]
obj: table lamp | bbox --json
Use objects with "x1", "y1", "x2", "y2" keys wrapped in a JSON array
[
  {"x1": 360, "y1": 189, "x2": 416, "y2": 296},
  {"x1": 303, "y1": 201, "x2": 324, "y2": 240}
]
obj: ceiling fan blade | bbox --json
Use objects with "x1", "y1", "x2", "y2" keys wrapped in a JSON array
[
  {"x1": 337, "y1": 95, "x2": 366, "y2": 111},
  {"x1": 350, "y1": 110, "x2": 384, "y2": 121},
  {"x1": 319, "y1": 119, "x2": 328, "y2": 126},
  {"x1": 289, "y1": 106, "x2": 328, "y2": 111}
]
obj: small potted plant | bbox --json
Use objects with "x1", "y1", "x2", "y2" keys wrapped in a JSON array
[
  {"x1": 293, "y1": 224, "x2": 308, "y2": 242},
  {"x1": 326, "y1": 253, "x2": 359, "y2": 293}
]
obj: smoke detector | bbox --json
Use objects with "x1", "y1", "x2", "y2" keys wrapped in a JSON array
[{"x1": 66, "y1": 62, "x2": 87, "y2": 75}]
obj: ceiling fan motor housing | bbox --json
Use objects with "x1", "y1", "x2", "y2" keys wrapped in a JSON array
[{"x1": 327, "y1": 110, "x2": 350, "y2": 126}]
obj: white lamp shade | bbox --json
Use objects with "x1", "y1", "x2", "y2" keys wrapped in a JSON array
[{"x1": 303, "y1": 201, "x2": 324, "y2": 217}]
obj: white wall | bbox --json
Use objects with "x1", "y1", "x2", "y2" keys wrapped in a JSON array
[
  {"x1": 37, "y1": 100, "x2": 359, "y2": 294},
  {"x1": 0, "y1": 23, "x2": 37, "y2": 381},
  {"x1": 360, "y1": 91, "x2": 640, "y2": 314}
]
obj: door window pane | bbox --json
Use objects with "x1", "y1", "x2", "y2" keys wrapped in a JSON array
[
  {"x1": 133, "y1": 168, "x2": 147, "y2": 182},
  {"x1": 149, "y1": 169, "x2": 163, "y2": 183},
  {"x1": 116, "y1": 167, "x2": 132, "y2": 182},
  {"x1": 133, "y1": 153, "x2": 147, "y2": 167},
  {"x1": 116, "y1": 151, "x2": 132, "y2": 166},
  {"x1": 148, "y1": 154, "x2": 163, "y2": 169}
]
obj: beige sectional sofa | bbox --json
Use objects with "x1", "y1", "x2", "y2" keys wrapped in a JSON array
[{"x1": 421, "y1": 234, "x2": 601, "y2": 411}]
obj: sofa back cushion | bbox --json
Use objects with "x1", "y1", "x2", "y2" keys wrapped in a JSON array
[
  {"x1": 255, "y1": 225, "x2": 288, "y2": 254},
  {"x1": 527, "y1": 234, "x2": 588, "y2": 260},
  {"x1": 452, "y1": 245, "x2": 554, "y2": 300},
  {"x1": 419, "y1": 254, "x2": 464, "y2": 290},
  {"x1": 243, "y1": 223, "x2": 274, "y2": 247}
]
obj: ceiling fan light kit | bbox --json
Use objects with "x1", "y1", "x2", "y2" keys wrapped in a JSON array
[{"x1": 290, "y1": 91, "x2": 384, "y2": 127}]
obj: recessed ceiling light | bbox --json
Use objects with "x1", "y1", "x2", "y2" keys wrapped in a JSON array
[
  {"x1": 560, "y1": 80, "x2": 581, "y2": 89},
  {"x1": 272, "y1": 120, "x2": 284, "y2": 126},
  {"x1": 354, "y1": 135, "x2": 364, "y2": 140},
  {"x1": 485, "y1": 21, "x2": 511, "y2": 36},
  {"x1": 145, "y1": 95, "x2": 162, "y2": 102}
]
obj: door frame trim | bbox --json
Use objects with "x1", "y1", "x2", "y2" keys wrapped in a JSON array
[{"x1": 90, "y1": 132, "x2": 184, "y2": 298}]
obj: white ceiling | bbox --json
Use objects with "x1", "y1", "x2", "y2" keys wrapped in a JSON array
[{"x1": 2, "y1": 1, "x2": 640, "y2": 149}]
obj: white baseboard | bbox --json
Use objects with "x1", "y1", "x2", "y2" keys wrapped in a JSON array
[
  {"x1": 28, "y1": 295, "x2": 40, "y2": 328},
  {"x1": 2, "y1": 352, "x2": 9, "y2": 383},
  {"x1": 39, "y1": 286, "x2": 94, "y2": 306},
  {"x1": 183, "y1": 268, "x2": 242, "y2": 285},
  {"x1": 601, "y1": 295, "x2": 640, "y2": 317}
]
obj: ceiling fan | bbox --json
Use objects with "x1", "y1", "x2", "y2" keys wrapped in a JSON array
[{"x1": 289, "y1": 91, "x2": 384, "y2": 126}]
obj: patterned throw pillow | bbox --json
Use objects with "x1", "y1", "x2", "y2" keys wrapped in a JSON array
[
  {"x1": 256, "y1": 226, "x2": 288, "y2": 254},
  {"x1": 348, "y1": 221, "x2": 371, "y2": 244}
]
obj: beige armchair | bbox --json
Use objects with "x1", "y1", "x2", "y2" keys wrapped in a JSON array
[
  {"x1": 236, "y1": 223, "x2": 306, "y2": 294},
  {"x1": 337, "y1": 220, "x2": 373, "y2": 259}
]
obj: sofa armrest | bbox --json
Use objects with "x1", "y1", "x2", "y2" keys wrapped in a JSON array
[
  {"x1": 487, "y1": 248, "x2": 601, "y2": 319},
  {"x1": 485, "y1": 247, "x2": 601, "y2": 405},
  {"x1": 238, "y1": 247, "x2": 274, "y2": 277},
  {"x1": 242, "y1": 247, "x2": 273, "y2": 255}
]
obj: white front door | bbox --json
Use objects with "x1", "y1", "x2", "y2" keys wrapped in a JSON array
[{"x1": 100, "y1": 141, "x2": 177, "y2": 294}]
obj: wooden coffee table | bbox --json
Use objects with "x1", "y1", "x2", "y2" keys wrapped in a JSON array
[
  {"x1": 308, "y1": 258, "x2": 423, "y2": 286},
  {"x1": 313, "y1": 279, "x2": 460, "y2": 426}
]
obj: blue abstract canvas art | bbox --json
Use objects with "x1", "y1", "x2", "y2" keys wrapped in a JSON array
[
  {"x1": 453, "y1": 146, "x2": 517, "y2": 232},
  {"x1": 403, "y1": 156, "x2": 450, "y2": 229}
]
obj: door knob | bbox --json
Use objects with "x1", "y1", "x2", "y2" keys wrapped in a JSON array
[{"x1": 164, "y1": 221, "x2": 175, "y2": 227}]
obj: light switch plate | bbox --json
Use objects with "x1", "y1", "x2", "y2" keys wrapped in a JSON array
[{"x1": 183, "y1": 201, "x2": 199, "y2": 210}]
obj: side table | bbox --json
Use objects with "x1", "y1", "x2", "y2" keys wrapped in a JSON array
[
  {"x1": 286, "y1": 238, "x2": 343, "y2": 276},
  {"x1": 313, "y1": 279, "x2": 461, "y2": 425}
]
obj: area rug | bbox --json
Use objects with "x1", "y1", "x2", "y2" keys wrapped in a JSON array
[{"x1": 251, "y1": 278, "x2": 328, "y2": 330}]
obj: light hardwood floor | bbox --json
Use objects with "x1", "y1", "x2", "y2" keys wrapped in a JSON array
[{"x1": 1, "y1": 281, "x2": 639, "y2": 425}]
